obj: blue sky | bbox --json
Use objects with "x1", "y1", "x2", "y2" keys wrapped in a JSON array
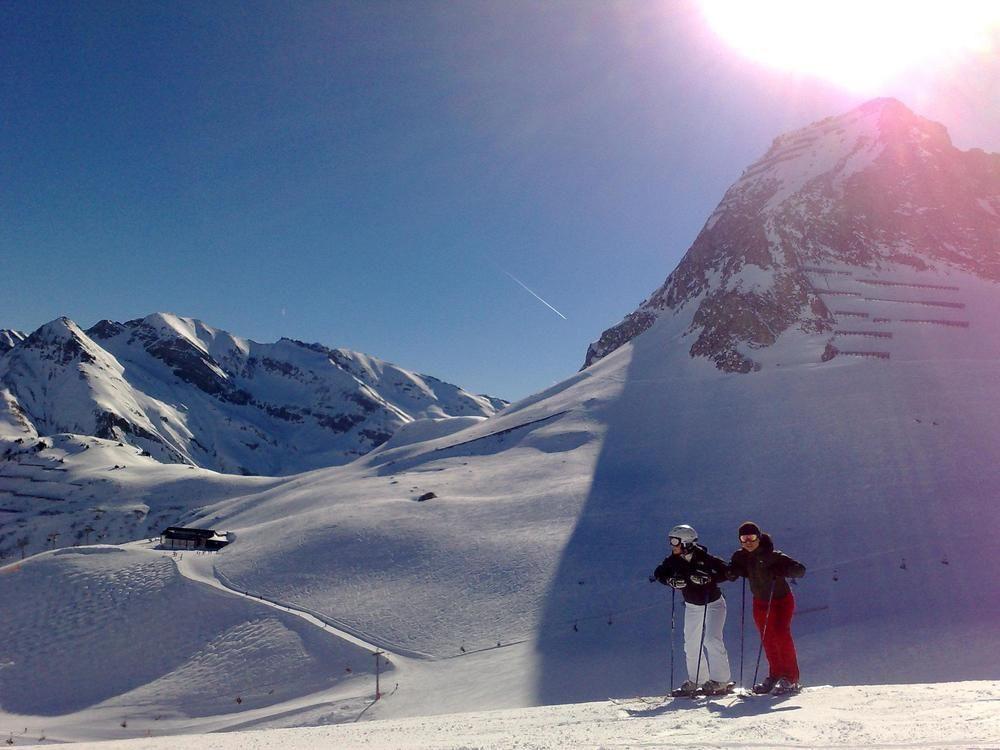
[{"x1": 3, "y1": 2, "x2": 997, "y2": 401}]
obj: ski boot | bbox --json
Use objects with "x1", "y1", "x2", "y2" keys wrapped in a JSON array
[
  {"x1": 702, "y1": 680, "x2": 735, "y2": 696},
  {"x1": 752, "y1": 676, "x2": 777, "y2": 694},
  {"x1": 771, "y1": 677, "x2": 801, "y2": 695},
  {"x1": 671, "y1": 680, "x2": 699, "y2": 698}
]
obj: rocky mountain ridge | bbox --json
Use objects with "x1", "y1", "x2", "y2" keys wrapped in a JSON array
[
  {"x1": 0, "y1": 329, "x2": 26, "y2": 353},
  {"x1": 0, "y1": 313, "x2": 505, "y2": 476}
]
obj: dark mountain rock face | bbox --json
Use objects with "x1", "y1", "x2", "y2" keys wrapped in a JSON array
[
  {"x1": 21, "y1": 318, "x2": 98, "y2": 367},
  {"x1": 585, "y1": 99, "x2": 1000, "y2": 373},
  {"x1": 0, "y1": 330, "x2": 27, "y2": 354}
]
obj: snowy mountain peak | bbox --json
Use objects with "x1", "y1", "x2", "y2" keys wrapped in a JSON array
[
  {"x1": 17, "y1": 316, "x2": 111, "y2": 369},
  {"x1": 585, "y1": 99, "x2": 1000, "y2": 373},
  {"x1": 132, "y1": 312, "x2": 215, "y2": 355},
  {"x1": 733, "y1": 97, "x2": 955, "y2": 216},
  {"x1": 24, "y1": 315, "x2": 87, "y2": 345},
  {"x1": 767, "y1": 97, "x2": 944, "y2": 157},
  {"x1": 89, "y1": 314, "x2": 244, "y2": 402},
  {"x1": 0, "y1": 316, "x2": 151, "y2": 441},
  {"x1": 126, "y1": 312, "x2": 252, "y2": 362}
]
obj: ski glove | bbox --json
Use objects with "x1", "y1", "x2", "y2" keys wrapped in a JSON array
[
  {"x1": 689, "y1": 572, "x2": 712, "y2": 586},
  {"x1": 666, "y1": 576, "x2": 687, "y2": 589}
]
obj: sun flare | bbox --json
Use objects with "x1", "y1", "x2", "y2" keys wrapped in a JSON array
[{"x1": 698, "y1": 0, "x2": 999, "y2": 92}]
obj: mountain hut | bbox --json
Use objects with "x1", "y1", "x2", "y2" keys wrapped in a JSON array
[{"x1": 160, "y1": 526, "x2": 230, "y2": 551}]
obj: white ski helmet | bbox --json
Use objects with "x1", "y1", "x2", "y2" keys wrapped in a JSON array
[{"x1": 668, "y1": 524, "x2": 698, "y2": 549}]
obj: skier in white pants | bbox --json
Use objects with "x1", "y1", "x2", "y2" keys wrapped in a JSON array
[
  {"x1": 652, "y1": 524, "x2": 733, "y2": 696},
  {"x1": 683, "y1": 595, "x2": 730, "y2": 689}
]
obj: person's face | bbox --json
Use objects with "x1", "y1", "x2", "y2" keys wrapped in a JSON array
[{"x1": 740, "y1": 533, "x2": 760, "y2": 553}]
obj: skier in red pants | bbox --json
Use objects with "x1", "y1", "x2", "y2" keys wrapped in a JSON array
[{"x1": 727, "y1": 521, "x2": 806, "y2": 694}]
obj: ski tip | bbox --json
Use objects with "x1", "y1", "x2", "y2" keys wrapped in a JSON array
[
  {"x1": 609, "y1": 695, "x2": 667, "y2": 707},
  {"x1": 739, "y1": 683, "x2": 809, "y2": 698}
]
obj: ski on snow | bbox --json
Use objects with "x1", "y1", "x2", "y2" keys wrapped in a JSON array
[
  {"x1": 610, "y1": 682, "x2": 736, "y2": 708},
  {"x1": 738, "y1": 683, "x2": 808, "y2": 699},
  {"x1": 674, "y1": 681, "x2": 736, "y2": 698}
]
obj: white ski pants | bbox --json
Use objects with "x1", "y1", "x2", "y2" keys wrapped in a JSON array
[{"x1": 683, "y1": 596, "x2": 731, "y2": 683}]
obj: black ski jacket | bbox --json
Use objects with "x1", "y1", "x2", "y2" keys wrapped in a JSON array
[
  {"x1": 727, "y1": 533, "x2": 805, "y2": 600},
  {"x1": 652, "y1": 543, "x2": 729, "y2": 606}
]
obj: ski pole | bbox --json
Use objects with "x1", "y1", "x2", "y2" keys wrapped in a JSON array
[
  {"x1": 669, "y1": 588, "x2": 676, "y2": 692},
  {"x1": 739, "y1": 577, "x2": 746, "y2": 690},
  {"x1": 693, "y1": 598, "x2": 709, "y2": 689},
  {"x1": 752, "y1": 580, "x2": 776, "y2": 688}
]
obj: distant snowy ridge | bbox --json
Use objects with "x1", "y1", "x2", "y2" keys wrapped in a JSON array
[
  {"x1": 585, "y1": 98, "x2": 1000, "y2": 372},
  {"x1": 0, "y1": 312, "x2": 506, "y2": 476}
]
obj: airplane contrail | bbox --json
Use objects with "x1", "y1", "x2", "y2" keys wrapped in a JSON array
[{"x1": 502, "y1": 270, "x2": 567, "y2": 320}]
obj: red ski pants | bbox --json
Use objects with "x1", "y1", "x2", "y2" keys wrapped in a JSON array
[{"x1": 753, "y1": 592, "x2": 799, "y2": 683}]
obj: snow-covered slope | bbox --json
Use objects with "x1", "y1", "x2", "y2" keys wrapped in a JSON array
[
  {"x1": 1, "y1": 99, "x2": 997, "y2": 740},
  {"x1": 0, "y1": 431, "x2": 276, "y2": 561},
  {"x1": 0, "y1": 313, "x2": 506, "y2": 477},
  {"x1": 0, "y1": 546, "x2": 379, "y2": 739}
]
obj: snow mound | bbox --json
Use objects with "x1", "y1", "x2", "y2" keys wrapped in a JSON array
[
  {"x1": 0, "y1": 548, "x2": 375, "y2": 718},
  {"x1": 373, "y1": 416, "x2": 487, "y2": 452}
]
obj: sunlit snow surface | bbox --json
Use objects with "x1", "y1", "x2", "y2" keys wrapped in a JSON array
[{"x1": 5, "y1": 682, "x2": 1000, "y2": 748}]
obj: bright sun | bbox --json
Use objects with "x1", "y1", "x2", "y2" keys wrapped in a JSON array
[{"x1": 698, "y1": 0, "x2": 999, "y2": 92}]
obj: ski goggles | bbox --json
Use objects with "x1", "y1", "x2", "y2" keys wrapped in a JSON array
[
  {"x1": 739, "y1": 534, "x2": 759, "y2": 543},
  {"x1": 669, "y1": 536, "x2": 683, "y2": 547}
]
